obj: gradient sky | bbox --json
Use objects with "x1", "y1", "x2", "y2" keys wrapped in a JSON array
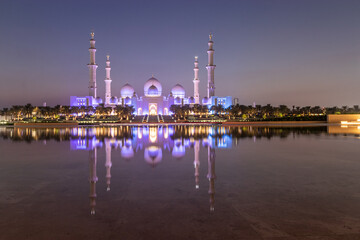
[{"x1": 0, "y1": 0, "x2": 360, "y2": 108}]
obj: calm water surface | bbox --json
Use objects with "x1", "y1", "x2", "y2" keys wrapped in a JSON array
[{"x1": 0, "y1": 125, "x2": 360, "y2": 240}]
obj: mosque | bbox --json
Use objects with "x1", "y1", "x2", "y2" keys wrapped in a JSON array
[{"x1": 70, "y1": 32, "x2": 232, "y2": 115}]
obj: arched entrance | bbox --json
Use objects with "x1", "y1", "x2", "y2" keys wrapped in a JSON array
[{"x1": 149, "y1": 104, "x2": 157, "y2": 115}]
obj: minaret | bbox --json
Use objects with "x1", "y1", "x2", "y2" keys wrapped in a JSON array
[
  {"x1": 88, "y1": 32, "x2": 98, "y2": 98},
  {"x1": 89, "y1": 148, "x2": 98, "y2": 215},
  {"x1": 105, "y1": 139, "x2": 112, "y2": 191},
  {"x1": 206, "y1": 33, "x2": 216, "y2": 98},
  {"x1": 207, "y1": 146, "x2": 216, "y2": 212},
  {"x1": 193, "y1": 56, "x2": 200, "y2": 104},
  {"x1": 104, "y1": 55, "x2": 112, "y2": 105},
  {"x1": 194, "y1": 140, "x2": 200, "y2": 189}
]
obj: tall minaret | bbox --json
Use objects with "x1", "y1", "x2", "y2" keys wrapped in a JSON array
[
  {"x1": 88, "y1": 32, "x2": 98, "y2": 98},
  {"x1": 193, "y1": 56, "x2": 200, "y2": 104},
  {"x1": 207, "y1": 146, "x2": 216, "y2": 212},
  {"x1": 89, "y1": 148, "x2": 98, "y2": 215},
  {"x1": 105, "y1": 139, "x2": 112, "y2": 191},
  {"x1": 206, "y1": 33, "x2": 216, "y2": 98},
  {"x1": 104, "y1": 55, "x2": 112, "y2": 105}
]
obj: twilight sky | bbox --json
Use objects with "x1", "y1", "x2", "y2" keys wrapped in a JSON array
[{"x1": 0, "y1": 0, "x2": 360, "y2": 108}]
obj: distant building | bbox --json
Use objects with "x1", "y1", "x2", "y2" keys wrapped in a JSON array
[{"x1": 70, "y1": 33, "x2": 232, "y2": 114}]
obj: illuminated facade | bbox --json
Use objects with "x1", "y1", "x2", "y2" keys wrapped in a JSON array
[{"x1": 70, "y1": 33, "x2": 232, "y2": 115}]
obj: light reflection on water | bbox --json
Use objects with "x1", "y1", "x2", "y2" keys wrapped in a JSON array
[{"x1": 1, "y1": 125, "x2": 360, "y2": 239}]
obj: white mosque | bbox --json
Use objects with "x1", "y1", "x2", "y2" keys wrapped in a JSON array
[{"x1": 70, "y1": 32, "x2": 232, "y2": 115}]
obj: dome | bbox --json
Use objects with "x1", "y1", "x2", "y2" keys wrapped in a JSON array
[
  {"x1": 124, "y1": 97, "x2": 131, "y2": 105},
  {"x1": 174, "y1": 97, "x2": 181, "y2": 104},
  {"x1": 121, "y1": 83, "x2": 135, "y2": 98},
  {"x1": 147, "y1": 85, "x2": 159, "y2": 96},
  {"x1": 144, "y1": 76, "x2": 162, "y2": 96},
  {"x1": 188, "y1": 96, "x2": 195, "y2": 104},
  {"x1": 171, "y1": 84, "x2": 185, "y2": 98},
  {"x1": 202, "y1": 97, "x2": 209, "y2": 105},
  {"x1": 95, "y1": 97, "x2": 103, "y2": 104},
  {"x1": 110, "y1": 96, "x2": 118, "y2": 104}
]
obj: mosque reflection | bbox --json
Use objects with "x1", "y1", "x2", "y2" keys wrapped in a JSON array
[
  {"x1": 79, "y1": 126, "x2": 218, "y2": 214},
  {"x1": 1, "y1": 125, "x2": 344, "y2": 215}
]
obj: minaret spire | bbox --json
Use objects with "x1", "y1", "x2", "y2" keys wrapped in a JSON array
[
  {"x1": 104, "y1": 55, "x2": 112, "y2": 106},
  {"x1": 88, "y1": 32, "x2": 98, "y2": 98},
  {"x1": 193, "y1": 56, "x2": 200, "y2": 104},
  {"x1": 206, "y1": 33, "x2": 216, "y2": 98}
]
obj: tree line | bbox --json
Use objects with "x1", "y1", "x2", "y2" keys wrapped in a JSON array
[
  {"x1": 0, "y1": 103, "x2": 135, "y2": 121},
  {"x1": 0, "y1": 103, "x2": 359, "y2": 121}
]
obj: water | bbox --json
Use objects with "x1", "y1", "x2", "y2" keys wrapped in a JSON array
[{"x1": 0, "y1": 125, "x2": 360, "y2": 239}]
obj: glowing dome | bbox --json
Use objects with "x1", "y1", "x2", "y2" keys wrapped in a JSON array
[
  {"x1": 95, "y1": 97, "x2": 103, "y2": 104},
  {"x1": 202, "y1": 97, "x2": 209, "y2": 105},
  {"x1": 120, "y1": 83, "x2": 135, "y2": 98},
  {"x1": 188, "y1": 96, "x2": 195, "y2": 104},
  {"x1": 174, "y1": 97, "x2": 181, "y2": 104},
  {"x1": 124, "y1": 97, "x2": 131, "y2": 105},
  {"x1": 171, "y1": 84, "x2": 185, "y2": 98},
  {"x1": 147, "y1": 85, "x2": 159, "y2": 96},
  {"x1": 144, "y1": 76, "x2": 162, "y2": 96},
  {"x1": 110, "y1": 96, "x2": 118, "y2": 104}
]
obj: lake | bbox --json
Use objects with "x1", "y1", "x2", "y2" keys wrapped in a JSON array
[{"x1": 0, "y1": 125, "x2": 360, "y2": 240}]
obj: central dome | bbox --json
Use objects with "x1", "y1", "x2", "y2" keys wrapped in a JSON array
[
  {"x1": 147, "y1": 85, "x2": 159, "y2": 96},
  {"x1": 144, "y1": 76, "x2": 162, "y2": 97}
]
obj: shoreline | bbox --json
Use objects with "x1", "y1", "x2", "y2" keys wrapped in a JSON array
[{"x1": 1, "y1": 120, "x2": 331, "y2": 128}]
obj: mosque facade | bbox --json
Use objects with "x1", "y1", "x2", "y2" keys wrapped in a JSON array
[{"x1": 70, "y1": 33, "x2": 232, "y2": 115}]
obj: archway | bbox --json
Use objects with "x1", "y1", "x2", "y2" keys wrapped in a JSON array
[{"x1": 149, "y1": 104, "x2": 157, "y2": 115}]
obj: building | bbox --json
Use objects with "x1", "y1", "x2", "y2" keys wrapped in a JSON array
[{"x1": 70, "y1": 33, "x2": 232, "y2": 115}]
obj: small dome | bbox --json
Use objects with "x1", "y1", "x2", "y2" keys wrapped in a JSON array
[
  {"x1": 202, "y1": 97, "x2": 209, "y2": 105},
  {"x1": 124, "y1": 97, "x2": 131, "y2": 105},
  {"x1": 147, "y1": 85, "x2": 159, "y2": 96},
  {"x1": 188, "y1": 96, "x2": 195, "y2": 104},
  {"x1": 110, "y1": 96, "x2": 118, "y2": 104},
  {"x1": 171, "y1": 84, "x2": 185, "y2": 98},
  {"x1": 144, "y1": 76, "x2": 162, "y2": 96},
  {"x1": 174, "y1": 96, "x2": 181, "y2": 104},
  {"x1": 120, "y1": 83, "x2": 135, "y2": 98},
  {"x1": 96, "y1": 97, "x2": 103, "y2": 104}
]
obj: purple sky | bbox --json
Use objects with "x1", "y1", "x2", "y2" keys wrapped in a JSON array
[{"x1": 0, "y1": 0, "x2": 360, "y2": 108}]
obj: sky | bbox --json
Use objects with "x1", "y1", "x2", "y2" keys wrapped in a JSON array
[{"x1": 0, "y1": 0, "x2": 360, "y2": 108}]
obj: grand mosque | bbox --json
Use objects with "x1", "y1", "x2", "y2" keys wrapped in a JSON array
[{"x1": 70, "y1": 32, "x2": 232, "y2": 115}]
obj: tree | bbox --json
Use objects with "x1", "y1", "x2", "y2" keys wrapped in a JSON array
[
  {"x1": 10, "y1": 105, "x2": 23, "y2": 121},
  {"x1": 23, "y1": 103, "x2": 34, "y2": 118}
]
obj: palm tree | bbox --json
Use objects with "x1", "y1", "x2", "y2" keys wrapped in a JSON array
[
  {"x1": 10, "y1": 105, "x2": 23, "y2": 121},
  {"x1": 60, "y1": 106, "x2": 71, "y2": 120},
  {"x1": 23, "y1": 103, "x2": 34, "y2": 118}
]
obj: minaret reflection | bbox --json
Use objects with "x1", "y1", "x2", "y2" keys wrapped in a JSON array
[
  {"x1": 207, "y1": 146, "x2": 216, "y2": 212},
  {"x1": 194, "y1": 140, "x2": 200, "y2": 189},
  {"x1": 89, "y1": 147, "x2": 98, "y2": 215},
  {"x1": 105, "y1": 139, "x2": 112, "y2": 191}
]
